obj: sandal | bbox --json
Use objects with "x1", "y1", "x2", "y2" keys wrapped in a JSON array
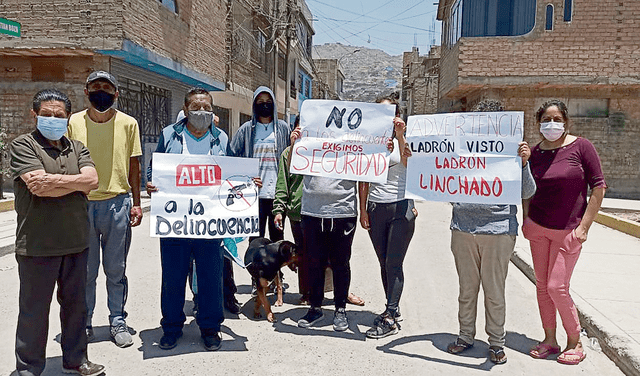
[
  {"x1": 557, "y1": 349, "x2": 586, "y2": 365},
  {"x1": 489, "y1": 346, "x2": 507, "y2": 364},
  {"x1": 447, "y1": 338, "x2": 473, "y2": 354},
  {"x1": 347, "y1": 293, "x2": 365, "y2": 306},
  {"x1": 366, "y1": 316, "x2": 398, "y2": 339},
  {"x1": 529, "y1": 343, "x2": 561, "y2": 359}
]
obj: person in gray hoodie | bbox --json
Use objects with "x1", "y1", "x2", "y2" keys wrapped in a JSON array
[
  {"x1": 230, "y1": 86, "x2": 292, "y2": 241},
  {"x1": 228, "y1": 86, "x2": 292, "y2": 309}
]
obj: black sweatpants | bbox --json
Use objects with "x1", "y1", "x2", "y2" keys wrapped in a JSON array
[
  {"x1": 367, "y1": 199, "x2": 415, "y2": 312},
  {"x1": 301, "y1": 215, "x2": 356, "y2": 309},
  {"x1": 15, "y1": 250, "x2": 88, "y2": 376}
]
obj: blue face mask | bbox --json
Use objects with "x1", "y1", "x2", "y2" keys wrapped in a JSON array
[{"x1": 37, "y1": 116, "x2": 68, "y2": 141}]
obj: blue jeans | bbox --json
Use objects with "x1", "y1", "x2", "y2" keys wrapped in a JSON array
[
  {"x1": 160, "y1": 237, "x2": 224, "y2": 336},
  {"x1": 85, "y1": 194, "x2": 132, "y2": 327}
]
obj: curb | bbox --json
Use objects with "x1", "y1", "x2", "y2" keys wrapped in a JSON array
[
  {"x1": 596, "y1": 212, "x2": 640, "y2": 239},
  {"x1": 511, "y1": 247, "x2": 640, "y2": 376}
]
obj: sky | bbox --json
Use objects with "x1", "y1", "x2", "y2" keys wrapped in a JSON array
[{"x1": 307, "y1": 0, "x2": 442, "y2": 57}]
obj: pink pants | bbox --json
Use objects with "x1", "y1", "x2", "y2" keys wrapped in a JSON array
[{"x1": 522, "y1": 217, "x2": 582, "y2": 337}]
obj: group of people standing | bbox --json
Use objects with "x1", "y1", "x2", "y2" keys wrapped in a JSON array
[{"x1": 9, "y1": 69, "x2": 605, "y2": 375}]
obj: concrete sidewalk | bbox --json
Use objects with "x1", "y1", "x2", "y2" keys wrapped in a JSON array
[{"x1": 511, "y1": 197, "x2": 640, "y2": 376}]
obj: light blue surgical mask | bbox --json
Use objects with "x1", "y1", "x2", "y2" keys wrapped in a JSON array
[{"x1": 37, "y1": 116, "x2": 68, "y2": 141}]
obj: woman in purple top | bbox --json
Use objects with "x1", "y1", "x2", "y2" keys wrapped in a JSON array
[{"x1": 523, "y1": 99, "x2": 606, "y2": 365}]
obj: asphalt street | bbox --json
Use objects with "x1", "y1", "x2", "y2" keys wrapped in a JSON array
[{"x1": 0, "y1": 201, "x2": 625, "y2": 375}]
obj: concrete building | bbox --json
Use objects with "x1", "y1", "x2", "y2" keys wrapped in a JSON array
[
  {"x1": 213, "y1": 0, "x2": 315, "y2": 128},
  {"x1": 437, "y1": 0, "x2": 640, "y2": 198},
  {"x1": 0, "y1": 0, "x2": 315, "y2": 190},
  {"x1": 312, "y1": 59, "x2": 344, "y2": 100},
  {"x1": 0, "y1": 0, "x2": 226, "y2": 188},
  {"x1": 401, "y1": 45, "x2": 440, "y2": 117}
]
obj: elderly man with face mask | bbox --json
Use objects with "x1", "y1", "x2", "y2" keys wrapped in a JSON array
[
  {"x1": 145, "y1": 87, "x2": 231, "y2": 351},
  {"x1": 67, "y1": 71, "x2": 143, "y2": 348},
  {"x1": 10, "y1": 89, "x2": 104, "y2": 376}
]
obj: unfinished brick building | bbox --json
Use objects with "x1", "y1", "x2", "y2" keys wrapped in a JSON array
[
  {"x1": 0, "y1": 0, "x2": 315, "y2": 190},
  {"x1": 401, "y1": 45, "x2": 440, "y2": 117},
  {"x1": 437, "y1": 0, "x2": 640, "y2": 198}
]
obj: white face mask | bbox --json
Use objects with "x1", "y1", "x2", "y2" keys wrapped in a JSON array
[{"x1": 540, "y1": 121, "x2": 565, "y2": 142}]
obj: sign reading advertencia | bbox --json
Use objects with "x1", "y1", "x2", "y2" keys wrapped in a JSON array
[
  {"x1": 405, "y1": 112, "x2": 524, "y2": 205},
  {"x1": 150, "y1": 153, "x2": 259, "y2": 239},
  {"x1": 289, "y1": 99, "x2": 394, "y2": 183}
]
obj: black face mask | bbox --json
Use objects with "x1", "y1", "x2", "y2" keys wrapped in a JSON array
[
  {"x1": 89, "y1": 90, "x2": 116, "y2": 113},
  {"x1": 254, "y1": 102, "x2": 274, "y2": 118}
]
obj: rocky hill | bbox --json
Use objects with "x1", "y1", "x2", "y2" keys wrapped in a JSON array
[{"x1": 313, "y1": 43, "x2": 402, "y2": 102}]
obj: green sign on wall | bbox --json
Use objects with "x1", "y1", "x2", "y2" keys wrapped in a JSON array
[{"x1": 0, "y1": 18, "x2": 21, "y2": 37}]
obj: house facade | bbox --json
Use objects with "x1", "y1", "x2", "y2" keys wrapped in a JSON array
[{"x1": 437, "y1": 0, "x2": 640, "y2": 197}]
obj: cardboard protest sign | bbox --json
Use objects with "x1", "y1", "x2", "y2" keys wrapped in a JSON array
[
  {"x1": 405, "y1": 112, "x2": 524, "y2": 204},
  {"x1": 150, "y1": 153, "x2": 260, "y2": 240},
  {"x1": 289, "y1": 99, "x2": 394, "y2": 183}
]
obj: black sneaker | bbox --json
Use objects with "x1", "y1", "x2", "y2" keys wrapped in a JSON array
[
  {"x1": 62, "y1": 360, "x2": 105, "y2": 376},
  {"x1": 333, "y1": 308, "x2": 349, "y2": 332},
  {"x1": 298, "y1": 308, "x2": 324, "y2": 328},
  {"x1": 159, "y1": 332, "x2": 182, "y2": 350},
  {"x1": 202, "y1": 332, "x2": 222, "y2": 351}
]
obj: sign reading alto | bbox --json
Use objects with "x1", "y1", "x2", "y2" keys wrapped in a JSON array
[
  {"x1": 405, "y1": 112, "x2": 525, "y2": 204},
  {"x1": 0, "y1": 18, "x2": 21, "y2": 37},
  {"x1": 150, "y1": 153, "x2": 260, "y2": 239},
  {"x1": 290, "y1": 99, "x2": 394, "y2": 183}
]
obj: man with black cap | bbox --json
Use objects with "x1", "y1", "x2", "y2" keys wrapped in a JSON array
[{"x1": 68, "y1": 71, "x2": 143, "y2": 348}]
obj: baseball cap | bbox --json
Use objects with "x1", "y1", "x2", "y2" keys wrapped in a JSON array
[{"x1": 86, "y1": 71, "x2": 119, "y2": 90}]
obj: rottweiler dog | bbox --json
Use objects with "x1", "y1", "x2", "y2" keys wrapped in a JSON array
[{"x1": 244, "y1": 238, "x2": 298, "y2": 322}]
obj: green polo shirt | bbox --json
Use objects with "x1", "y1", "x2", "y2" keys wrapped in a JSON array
[{"x1": 10, "y1": 131, "x2": 94, "y2": 257}]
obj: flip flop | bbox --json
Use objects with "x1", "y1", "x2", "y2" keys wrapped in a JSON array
[
  {"x1": 489, "y1": 346, "x2": 507, "y2": 364},
  {"x1": 557, "y1": 349, "x2": 586, "y2": 365},
  {"x1": 347, "y1": 293, "x2": 365, "y2": 306},
  {"x1": 529, "y1": 343, "x2": 561, "y2": 359}
]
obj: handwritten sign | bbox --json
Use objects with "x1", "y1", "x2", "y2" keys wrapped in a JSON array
[
  {"x1": 150, "y1": 153, "x2": 260, "y2": 239},
  {"x1": 405, "y1": 112, "x2": 524, "y2": 204},
  {"x1": 289, "y1": 99, "x2": 394, "y2": 183}
]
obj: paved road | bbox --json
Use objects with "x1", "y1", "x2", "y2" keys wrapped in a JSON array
[{"x1": 0, "y1": 201, "x2": 624, "y2": 375}]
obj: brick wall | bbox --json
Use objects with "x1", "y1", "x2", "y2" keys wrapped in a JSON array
[
  {"x1": 123, "y1": 0, "x2": 226, "y2": 83},
  {"x1": 0, "y1": 0, "x2": 124, "y2": 49},
  {"x1": 439, "y1": 0, "x2": 640, "y2": 93},
  {"x1": 501, "y1": 94, "x2": 640, "y2": 198},
  {"x1": 437, "y1": 0, "x2": 640, "y2": 197}
]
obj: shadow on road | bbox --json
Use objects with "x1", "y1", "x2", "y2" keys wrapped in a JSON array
[
  {"x1": 376, "y1": 331, "x2": 540, "y2": 370},
  {"x1": 270, "y1": 306, "x2": 378, "y2": 341},
  {"x1": 137, "y1": 320, "x2": 248, "y2": 359}
]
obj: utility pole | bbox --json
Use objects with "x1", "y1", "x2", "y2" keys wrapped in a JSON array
[{"x1": 283, "y1": 0, "x2": 293, "y2": 128}]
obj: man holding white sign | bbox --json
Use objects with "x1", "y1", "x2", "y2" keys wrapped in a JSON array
[
  {"x1": 294, "y1": 100, "x2": 393, "y2": 332},
  {"x1": 146, "y1": 88, "x2": 246, "y2": 352}
]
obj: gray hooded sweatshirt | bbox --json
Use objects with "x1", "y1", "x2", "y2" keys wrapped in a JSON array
[{"x1": 229, "y1": 86, "x2": 291, "y2": 163}]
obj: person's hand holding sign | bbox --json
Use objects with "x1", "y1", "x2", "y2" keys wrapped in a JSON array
[
  {"x1": 146, "y1": 181, "x2": 158, "y2": 195},
  {"x1": 252, "y1": 177, "x2": 263, "y2": 189},
  {"x1": 518, "y1": 141, "x2": 531, "y2": 167}
]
